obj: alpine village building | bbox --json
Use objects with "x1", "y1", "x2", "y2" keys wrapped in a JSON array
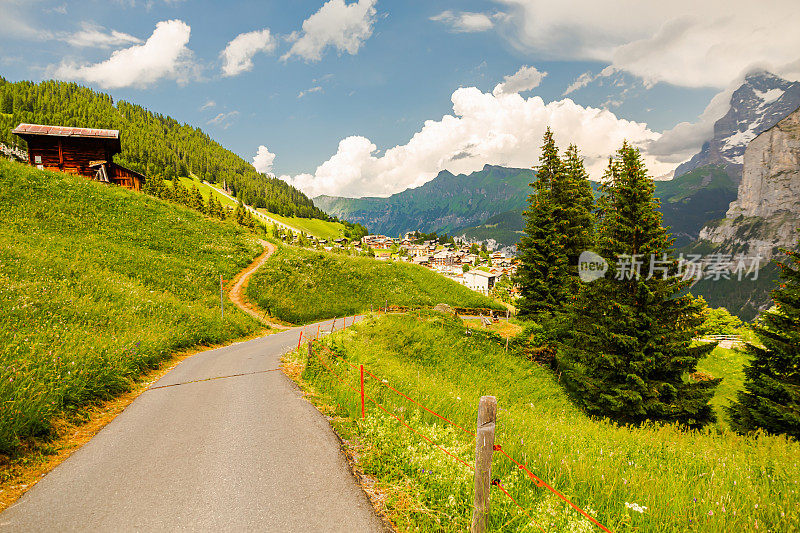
[{"x1": 12, "y1": 123, "x2": 146, "y2": 191}]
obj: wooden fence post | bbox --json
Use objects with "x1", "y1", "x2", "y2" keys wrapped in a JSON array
[
  {"x1": 307, "y1": 340, "x2": 313, "y2": 366},
  {"x1": 471, "y1": 396, "x2": 497, "y2": 533},
  {"x1": 219, "y1": 274, "x2": 224, "y2": 320},
  {"x1": 331, "y1": 317, "x2": 336, "y2": 334},
  {"x1": 360, "y1": 364, "x2": 365, "y2": 419}
]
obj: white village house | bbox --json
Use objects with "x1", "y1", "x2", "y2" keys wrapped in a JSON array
[{"x1": 463, "y1": 270, "x2": 496, "y2": 294}]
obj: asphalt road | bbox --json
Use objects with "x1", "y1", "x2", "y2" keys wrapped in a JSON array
[{"x1": 1, "y1": 318, "x2": 383, "y2": 532}]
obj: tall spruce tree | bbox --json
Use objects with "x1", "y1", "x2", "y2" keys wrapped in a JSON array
[
  {"x1": 554, "y1": 143, "x2": 595, "y2": 282},
  {"x1": 515, "y1": 128, "x2": 569, "y2": 316},
  {"x1": 728, "y1": 245, "x2": 800, "y2": 438},
  {"x1": 559, "y1": 143, "x2": 718, "y2": 428}
]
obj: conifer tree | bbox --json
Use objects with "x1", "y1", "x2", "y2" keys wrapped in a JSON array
[
  {"x1": 515, "y1": 128, "x2": 569, "y2": 316},
  {"x1": 555, "y1": 144, "x2": 595, "y2": 281},
  {"x1": 728, "y1": 246, "x2": 800, "y2": 438},
  {"x1": 559, "y1": 143, "x2": 718, "y2": 428}
]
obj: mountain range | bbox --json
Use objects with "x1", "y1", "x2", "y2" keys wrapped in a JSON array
[
  {"x1": 674, "y1": 72, "x2": 800, "y2": 180},
  {"x1": 318, "y1": 71, "x2": 795, "y2": 252}
]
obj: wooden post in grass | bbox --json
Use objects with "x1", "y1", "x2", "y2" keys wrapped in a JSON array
[
  {"x1": 360, "y1": 364, "x2": 365, "y2": 419},
  {"x1": 471, "y1": 396, "x2": 497, "y2": 533},
  {"x1": 331, "y1": 317, "x2": 336, "y2": 334},
  {"x1": 220, "y1": 274, "x2": 224, "y2": 320},
  {"x1": 307, "y1": 340, "x2": 313, "y2": 366}
]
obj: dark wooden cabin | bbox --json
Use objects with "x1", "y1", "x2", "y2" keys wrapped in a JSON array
[{"x1": 11, "y1": 123, "x2": 146, "y2": 191}]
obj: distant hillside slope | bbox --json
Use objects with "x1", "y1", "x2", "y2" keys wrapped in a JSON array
[
  {"x1": 0, "y1": 77, "x2": 326, "y2": 219},
  {"x1": 315, "y1": 165, "x2": 534, "y2": 237},
  {"x1": 0, "y1": 159, "x2": 262, "y2": 454},
  {"x1": 246, "y1": 246, "x2": 502, "y2": 324},
  {"x1": 654, "y1": 164, "x2": 739, "y2": 247}
]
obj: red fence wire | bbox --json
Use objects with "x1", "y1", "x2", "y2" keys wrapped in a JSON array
[{"x1": 303, "y1": 320, "x2": 610, "y2": 533}]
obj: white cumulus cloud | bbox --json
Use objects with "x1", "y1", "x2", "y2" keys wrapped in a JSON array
[
  {"x1": 430, "y1": 10, "x2": 495, "y2": 33},
  {"x1": 279, "y1": 83, "x2": 667, "y2": 198},
  {"x1": 282, "y1": 0, "x2": 377, "y2": 62},
  {"x1": 220, "y1": 28, "x2": 276, "y2": 77},
  {"x1": 253, "y1": 145, "x2": 276, "y2": 173},
  {"x1": 493, "y1": 65, "x2": 547, "y2": 95},
  {"x1": 500, "y1": 0, "x2": 800, "y2": 89},
  {"x1": 54, "y1": 19, "x2": 196, "y2": 89}
]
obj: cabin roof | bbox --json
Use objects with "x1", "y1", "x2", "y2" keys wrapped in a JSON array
[{"x1": 12, "y1": 123, "x2": 119, "y2": 139}]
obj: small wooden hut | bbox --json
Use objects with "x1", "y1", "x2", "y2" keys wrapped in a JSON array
[{"x1": 11, "y1": 123, "x2": 146, "y2": 191}]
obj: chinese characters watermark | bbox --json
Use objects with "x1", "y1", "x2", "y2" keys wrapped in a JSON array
[{"x1": 577, "y1": 251, "x2": 762, "y2": 283}]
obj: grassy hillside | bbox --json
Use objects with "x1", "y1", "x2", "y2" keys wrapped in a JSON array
[
  {"x1": 696, "y1": 347, "x2": 749, "y2": 430},
  {"x1": 246, "y1": 246, "x2": 501, "y2": 324},
  {"x1": 257, "y1": 209, "x2": 346, "y2": 240},
  {"x1": 175, "y1": 177, "x2": 238, "y2": 209},
  {"x1": 0, "y1": 159, "x2": 263, "y2": 455},
  {"x1": 290, "y1": 312, "x2": 799, "y2": 532}
]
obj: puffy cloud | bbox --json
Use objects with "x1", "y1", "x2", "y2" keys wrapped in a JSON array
[
  {"x1": 253, "y1": 145, "x2": 276, "y2": 173},
  {"x1": 493, "y1": 65, "x2": 547, "y2": 95},
  {"x1": 647, "y1": 83, "x2": 737, "y2": 162},
  {"x1": 63, "y1": 23, "x2": 142, "y2": 48},
  {"x1": 430, "y1": 10, "x2": 495, "y2": 33},
  {"x1": 282, "y1": 0, "x2": 377, "y2": 62},
  {"x1": 54, "y1": 20, "x2": 196, "y2": 89},
  {"x1": 280, "y1": 84, "x2": 667, "y2": 198},
  {"x1": 499, "y1": 0, "x2": 800, "y2": 88},
  {"x1": 199, "y1": 99, "x2": 216, "y2": 111},
  {"x1": 220, "y1": 28, "x2": 276, "y2": 77}
]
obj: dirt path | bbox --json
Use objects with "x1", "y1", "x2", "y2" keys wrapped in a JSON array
[{"x1": 228, "y1": 240, "x2": 289, "y2": 329}]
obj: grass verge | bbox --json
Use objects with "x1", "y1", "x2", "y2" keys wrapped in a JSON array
[
  {"x1": 285, "y1": 311, "x2": 800, "y2": 532},
  {"x1": 246, "y1": 245, "x2": 503, "y2": 324},
  {"x1": 0, "y1": 159, "x2": 264, "y2": 456}
]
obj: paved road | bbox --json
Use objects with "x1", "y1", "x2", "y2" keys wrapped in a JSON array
[{"x1": 0, "y1": 318, "x2": 383, "y2": 532}]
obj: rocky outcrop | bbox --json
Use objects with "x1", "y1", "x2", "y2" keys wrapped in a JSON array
[{"x1": 698, "y1": 105, "x2": 800, "y2": 261}]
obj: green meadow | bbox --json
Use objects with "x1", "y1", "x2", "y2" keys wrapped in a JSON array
[
  {"x1": 290, "y1": 312, "x2": 800, "y2": 532},
  {"x1": 246, "y1": 245, "x2": 502, "y2": 324},
  {"x1": 257, "y1": 209, "x2": 347, "y2": 240},
  {"x1": 0, "y1": 159, "x2": 263, "y2": 455}
]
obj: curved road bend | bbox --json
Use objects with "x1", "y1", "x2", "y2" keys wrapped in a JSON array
[{"x1": 0, "y1": 317, "x2": 383, "y2": 532}]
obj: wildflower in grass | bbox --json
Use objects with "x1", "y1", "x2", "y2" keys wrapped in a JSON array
[{"x1": 624, "y1": 502, "x2": 647, "y2": 513}]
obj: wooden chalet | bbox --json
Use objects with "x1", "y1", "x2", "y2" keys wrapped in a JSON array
[{"x1": 11, "y1": 123, "x2": 146, "y2": 191}]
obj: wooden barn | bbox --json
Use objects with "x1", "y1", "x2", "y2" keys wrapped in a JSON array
[{"x1": 11, "y1": 123, "x2": 146, "y2": 191}]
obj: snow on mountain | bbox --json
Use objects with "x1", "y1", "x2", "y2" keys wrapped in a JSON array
[{"x1": 674, "y1": 72, "x2": 800, "y2": 179}]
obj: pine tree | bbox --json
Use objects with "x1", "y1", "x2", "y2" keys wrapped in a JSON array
[
  {"x1": 728, "y1": 246, "x2": 800, "y2": 438},
  {"x1": 515, "y1": 128, "x2": 569, "y2": 317},
  {"x1": 559, "y1": 143, "x2": 719, "y2": 428},
  {"x1": 555, "y1": 144, "x2": 595, "y2": 280}
]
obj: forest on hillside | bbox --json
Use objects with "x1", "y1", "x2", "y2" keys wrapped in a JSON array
[{"x1": 0, "y1": 77, "x2": 326, "y2": 219}]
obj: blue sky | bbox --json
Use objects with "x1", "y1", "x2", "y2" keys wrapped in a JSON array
[{"x1": 1, "y1": 0, "x2": 799, "y2": 197}]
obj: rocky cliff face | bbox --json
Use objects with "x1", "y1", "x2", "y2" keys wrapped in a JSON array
[
  {"x1": 698, "y1": 105, "x2": 800, "y2": 260},
  {"x1": 675, "y1": 72, "x2": 800, "y2": 180}
]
